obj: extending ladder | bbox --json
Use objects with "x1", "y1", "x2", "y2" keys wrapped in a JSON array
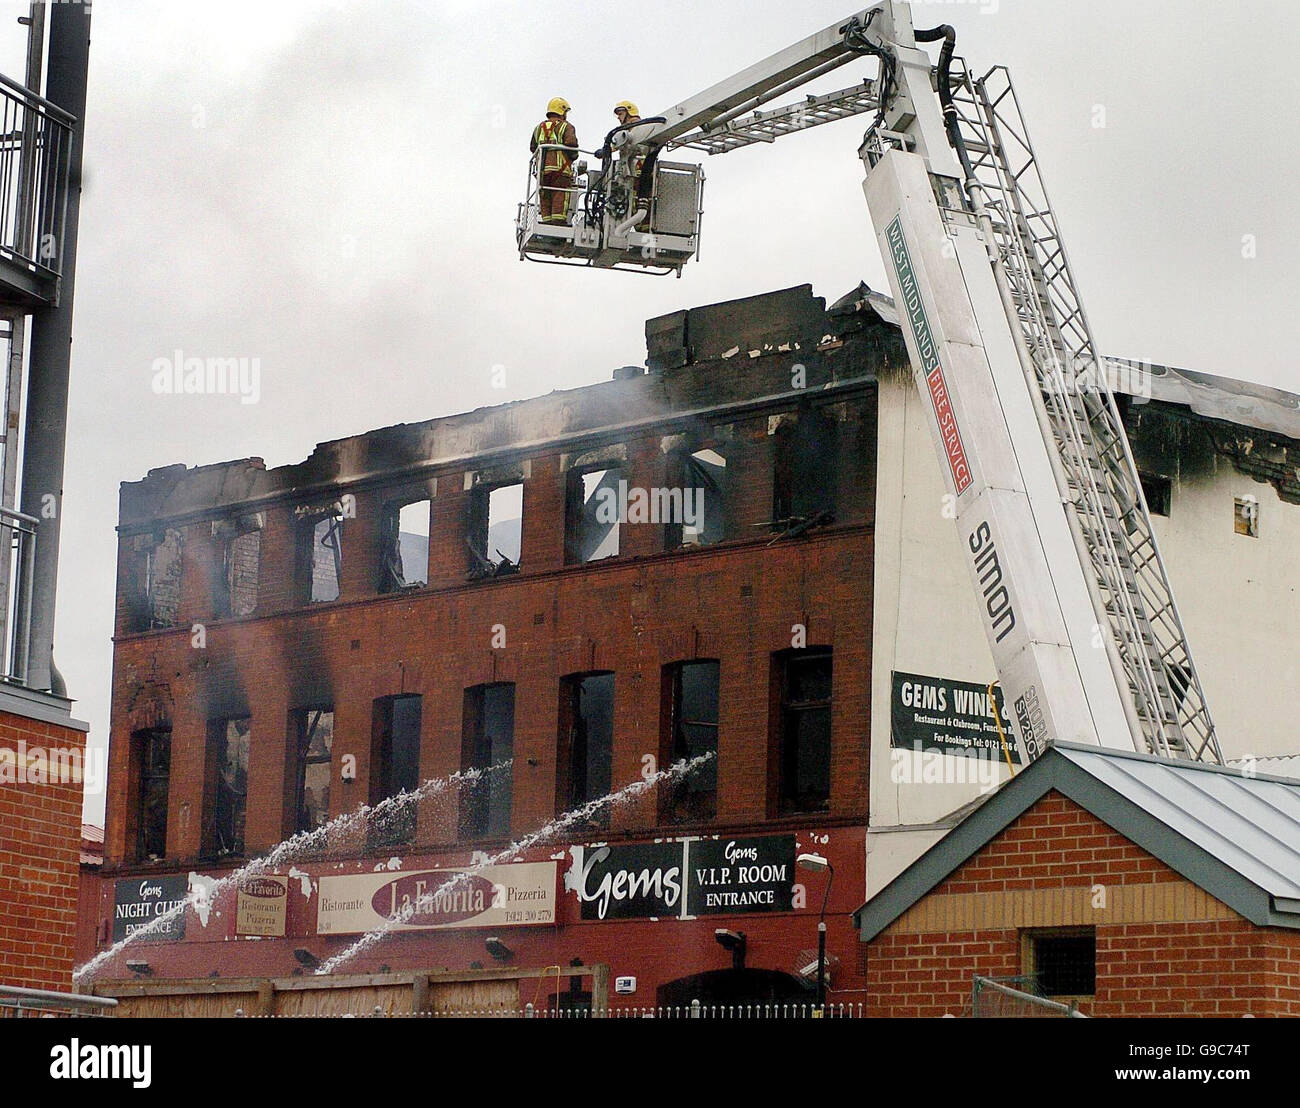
[
  {"x1": 669, "y1": 80, "x2": 879, "y2": 156},
  {"x1": 945, "y1": 60, "x2": 1221, "y2": 763}
]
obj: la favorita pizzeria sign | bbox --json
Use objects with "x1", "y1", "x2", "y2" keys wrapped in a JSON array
[{"x1": 317, "y1": 862, "x2": 557, "y2": 935}]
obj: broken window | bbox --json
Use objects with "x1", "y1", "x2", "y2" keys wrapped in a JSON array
[
  {"x1": 557, "y1": 672, "x2": 615, "y2": 826},
  {"x1": 660, "y1": 661, "x2": 719, "y2": 823},
  {"x1": 460, "y1": 683, "x2": 515, "y2": 840},
  {"x1": 133, "y1": 727, "x2": 171, "y2": 861},
  {"x1": 126, "y1": 530, "x2": 183, "y2": 632},
  {"x1": 666, "y1": 448, "x2": 727, "y2": 549},
  {"x1": 225, "y1": 530, "x2": 261, "y2": 615},
  {"x1": 369, "y1": 694, "x2": 422, "y2": 846},
  {"x1": 771, "y1": 406, "x2": 840, "y2": 535},
  {"x1": 206, "y1": 717, "x2": 250, "y2": 858},
  {"x1": 293, "y1": 708, "x2": 334, "y2": 835},
  {"x1": 298, "y1": 506, "x2": 343, "y2": 603},
  {"x1": 566, "y1": 468, "x2": 624, "y2": 564},
  {"x1": 380, "y1": 500, "x2": 430, "y2": 593},
  {"x1": 1234, "y1": 495, "x2": 1259, "y2": 537},
  {"x1": 774, "y1": 649, "x2": 833, "y2": 814},
  {"x1": 210, "y1": 516, "x2": 262, "y2": 618},
  {"x1": 467, "y1": 482, "x2": 523, "y2": 578},
  {"x1": 1139, "y1": 473, "x2": 1171, "y2": 518}
]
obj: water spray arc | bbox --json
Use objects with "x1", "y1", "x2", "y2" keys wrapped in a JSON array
[
  {"x1": 312, "y1": 753, "x2": 716, "y2": 976},
  {"x1": 73, "y1": 763, "x2": 511, "y2": 984}
]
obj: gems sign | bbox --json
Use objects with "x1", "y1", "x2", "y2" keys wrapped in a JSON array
[
  {"x1": 890, "y1": 669, "x2": 1019, "y2": 762},
  {"x1": 568, "y1": 835, "x2": 796, "y2": 920},
  {"x1": 112, "y1": 876, "x2": 188, "y2": 943}
]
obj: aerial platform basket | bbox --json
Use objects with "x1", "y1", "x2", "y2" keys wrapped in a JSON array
[{"x1": 516, "y1": 139, "x2": 704, "y2": 276}]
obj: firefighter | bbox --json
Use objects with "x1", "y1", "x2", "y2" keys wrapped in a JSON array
[
  {"x1": 610, "y1": 100, "x2": 653, "y2": 229},
  {"x1": 531, "y1": 97, "x2": 579, "y2": 225},
  {"x1": 613, "y1": 99, "x2": 640, "y2": 127},
  {"x1": 597, "y1": 100, "x2": 642, "y2": 158}
]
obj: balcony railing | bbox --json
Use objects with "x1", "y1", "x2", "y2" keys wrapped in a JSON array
[
  {"x1": 0, "y1": 504, "x2": 37, "y2": 684},
  {"x1": 0, "y1": 69, "x2": 74, "y2": 305}
]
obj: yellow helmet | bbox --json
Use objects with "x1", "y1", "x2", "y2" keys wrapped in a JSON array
[
  {"x1": 547, "y1": 96, "x2": 571, "y2": 116},
  {"x1": 614, "y1": 100, "x2": 639, "y2": 116}
]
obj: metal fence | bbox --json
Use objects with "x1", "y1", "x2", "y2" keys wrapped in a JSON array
[
  {"x1": 230, "y1": 1001, "x2": 866, "y2": 1019},
  {"x1": 971, "y1": 975, "x2": 1087, "y2": 1018},
  {"x1": 0, "y1": 985, "x2": 118, "y2": 1018}
]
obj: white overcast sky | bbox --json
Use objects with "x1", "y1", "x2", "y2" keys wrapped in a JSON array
[{"x1": 3, "y1": 0, "x2": 1290, "y2": 823}]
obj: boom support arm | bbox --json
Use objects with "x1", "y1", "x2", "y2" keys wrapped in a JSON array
[{"x1": 590, "y1": 2, "x2": 1222, "y2": 764}]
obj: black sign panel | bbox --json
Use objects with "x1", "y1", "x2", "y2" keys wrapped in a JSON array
[
  {"x1": 890, "y1": 670, "x2": 1020, "y2": 763},
  {"x1": 112, "y1": 875, "x2": 188, "y2": 942},
  {"x1": 687, "y1": 835, "x2": 795, "y2": 915},
  {"x1": 571, "y1": 842, "x2": 683, "y2": 921}
]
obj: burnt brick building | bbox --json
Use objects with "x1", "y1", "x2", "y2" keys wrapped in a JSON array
[
  {"x1": 82, "y1": 277, "x2": 1300, "y2": 1015},
  {"x1": 84, "y1": 285, "x2": 893, "y2": 1010}
]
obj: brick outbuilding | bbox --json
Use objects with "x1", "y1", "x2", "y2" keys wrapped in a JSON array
[{"x1": 855, "y1": 745, "x2": 1300, "y2": 1016}]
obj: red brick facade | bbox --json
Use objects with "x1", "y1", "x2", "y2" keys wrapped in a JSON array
[
  {"x1": 866, "y1": 791, "x2": 1300, "y2": 1016},
  {"x1": 87, "y1": 292, "x2": 897, "y2": 1002},
  {"x1": 0, "y1": 712, "x2": 87, "y2": 991},
  {"x1": 105, "y1": 521, "x2": 874, "y2": 864}
]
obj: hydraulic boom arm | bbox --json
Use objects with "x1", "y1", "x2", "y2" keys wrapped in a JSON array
[{"x1": 579, "y1": 3, "x2": 1224, "y2": 764}]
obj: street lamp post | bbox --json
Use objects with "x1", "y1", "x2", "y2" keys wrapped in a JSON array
[{"x1": 796, "y1": 852, "x2": 834, "y2": 1011}]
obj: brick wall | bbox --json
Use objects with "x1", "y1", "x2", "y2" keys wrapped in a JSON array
[
  {"x1": 105, "y1": 394, "x2": 877, "y2": 869},
  {"x1": 0, "y1": 712, "x2": 86, "y2": 991},
  {"x1": 866, "y1": 791, "x2": 1300, "y2": 1016}
]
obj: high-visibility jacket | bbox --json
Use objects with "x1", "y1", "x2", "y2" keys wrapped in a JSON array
[{"x1": 532, "y1": 117, "x2": 577, "y2": 174}]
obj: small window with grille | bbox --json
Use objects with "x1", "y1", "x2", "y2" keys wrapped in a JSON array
[{"x1": 1022, "y1": 927, "x2": 1096, "y2": 998}]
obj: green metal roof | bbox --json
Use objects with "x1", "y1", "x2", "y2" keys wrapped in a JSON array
[{"x1": 855, "y1": 743, "x2": 1300, "y2": 941}]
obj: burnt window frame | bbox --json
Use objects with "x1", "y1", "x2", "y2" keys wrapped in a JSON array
[
  {"x1": 663, "y1": 446, "x2": 728, "y2": 550},
  {"x1": 210, "y1": 517, "x2": 262, "y2": 619},
  {"x1": 564, "y1": 464, "x2": 626, "y2": 565},
  {"x1": 368, "y1": 693, "x2": 423, "y2": 847},
  {"x1": 556, "y1": 671, "x2": 616, "y2": 828},
  {"x1": 379, "y1": 497, "x2": 432, "y2": 594},
  {"x1": 1138, "y1": 472, "x2": 1172, "y2": 518},
  {"x1": 771, "y1": 647, "x2": 833, "y2": 815},
  {"x1": 659, "y1": 659, "x2": 720, "y2": 824},
  {"x1": 132, "y1": 726, "x2": 171, "y2": 862},
  {"x1": 466, "y1": 480, "x2": 524, "y2": 579},
  {"x1": 204, "y1": 716, "x2": 250, "y2": 859},
  {"x1": 771, "y1": 404, "x2": 840, "y2": 533},
  {"x1": 460, "y1": 682, "x2": 516, "y2": 841},
  {"x1": 222, "y1": 528, "x2": 261, "y2": 617},
  {"x1": 296, "y1": 505, "x2": 344, "y2": 605},
  {"x1": 125, "y1": 529, "x2": 184, "y2": 633},
  {"x1": 290, "y1": 707, "x2": 335, "y2": 838}
]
